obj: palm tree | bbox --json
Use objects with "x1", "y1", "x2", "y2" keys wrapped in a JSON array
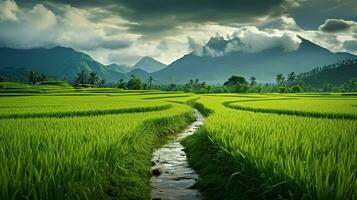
[
  {"x1": 117, "y1": 79, "x2": 126, "y2": 89},
  {"x1": 287, "y1": 72, "x2": 296, "y2": 82},
  {"x1": 76, "y1": 70, "x2": 88, "y2": 85},
  {"x1": 194, "y1": 79, "x2": 200, "y2": 89},
  {"x1": 88, "y1": 71, "x2": 99, "y2": 86},
  {"x1": 250, "y1": 76, "x2": 257, "y2": 86},
  {"x1": 276, "y1": 73, "x2": 285, "y2": 86},
  {"x1": 29, "y1": 71, "x2": 36, "y2": 85},
  {"x1": 146, "y1": 76, "x2": 154, "y2": 89}
]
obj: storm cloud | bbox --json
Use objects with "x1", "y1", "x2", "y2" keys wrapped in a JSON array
[
  {"x1": 343, "y1": 40, "x2": 357, "y2": 52},
  {"x1": 0, "y1": 0, "x2": 356, "y2": 65},
  {"x1": 319, "y1": 19, "x2": 357, "y2": 33},
  {"x1": 16, "y1": 0, "x2": 296, "y2": 34}
]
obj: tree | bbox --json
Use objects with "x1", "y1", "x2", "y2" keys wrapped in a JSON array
[
  {"x1": 188, "y1": 79, "x2": 194, "y2": 88},
  {"x1": 40, "y1": 74, "x2": 48, "y2": 82},
  {"x1": 127, "y1": 75, "x2": 143, "y2": 90},
  {"x1": 146, "y1": 76, "x2": 154, "y2": 89},
  {"x1": 276, "y1": 73, "x2": 285, "y2": 86},
  {"x1": 291, "y1": 85, "x2": 303, "y2": 93},
  {"x1": 88, "y1": 72, "x2": 99, "y2": 86},
  {"x1": 224, "y1": 75, "x2": 248, "y2": 86},
  {"x1": 117, "y1": 79, "x2": 126, "y2": 89},
  {"x1": 344, "y1": 79, "x2": 357, "y2": 92},
  {"x1": 195, "y1": 79, "x2": 199, "y2": 87},
  {"x1": 29, "y1": 71, "x2": 47, "y2": 85},
  {"x1": 29, "y1": 71, "x2": 37, "y2": 85},
  {"x1": 287, "y1": 72, "x2": 296, "y2": 82},
  {"x1": 168, "y1": 83, "x2": 177, "y2": 91},
  {"x1": 75, "y1": 70, "x2": 88, "y2": 85},
  {"x1": 250, "y1": 76, "x2": 257, "y2": 86},
  {"x1": 287, "y1": 72, "x2": 296, "y2": 87},
  {"x1": 184, "y1": 79, "x2": 195, "y2": 91},
  {"x1": 224, "y1": 75, "x2": 249, "y2": 93},
  {"x1": 98, "y1": 79, "x2": 106, "y2": 88}
]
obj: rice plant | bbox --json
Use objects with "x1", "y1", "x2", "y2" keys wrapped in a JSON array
[
  {"x1": 0, "y1": 93, "x2": 194, "y2": 199},
  {"x1": 184, "y1": 94, "x2": 357, "y2": 200}
]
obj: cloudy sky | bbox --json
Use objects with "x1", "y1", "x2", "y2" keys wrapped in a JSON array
[{"x1": 0, "y1": 0, "x2": 356, "y2": 66}]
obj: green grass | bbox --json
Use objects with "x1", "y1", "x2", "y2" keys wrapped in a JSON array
[
  {"x1": 183, "y1": 95, "x2": 357, "y2": 200},
  {"x1": 225, "y1": 97, "x2": 357, "y2": 120},
  {"x1": 0, "y1": 88, "x2": 195, "y2": 199},
  {"x1": 0, "y1": 85, "x2": 356, "y2": 200}
]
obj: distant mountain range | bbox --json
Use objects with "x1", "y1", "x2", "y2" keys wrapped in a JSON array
[
  {"x1": 0, "y1": 36, "x2": 356, "y2": 85},
  {"x1": 0, "y1": 46, "x2": 126, "y2": 83},
  {"x1": 153, "y1": 36, "x2": 357, "y2": 84}
]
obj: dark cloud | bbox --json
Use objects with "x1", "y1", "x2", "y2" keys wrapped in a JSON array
[
  {"x1": 343, "y1": 40, "x2": 357, "y2": 52},
  {"x1": 15, "y1": 0, "x2": 357, "y2": 34},
  {"x1": 21, "y1": 0, "x2": 290, "y2": 34},
  {"x1": 319, "y1": 19, "x2": 355, "y2": 32},
  {"x1": 289, "y1": 0, "x2": 357, "y2": 30}
]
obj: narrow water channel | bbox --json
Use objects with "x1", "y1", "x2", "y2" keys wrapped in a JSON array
[{"x1": 150, "y1": 109, "x2": 204, "y2": 200}]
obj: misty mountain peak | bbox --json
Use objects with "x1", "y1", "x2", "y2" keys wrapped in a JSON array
[{"x1": 205, "y1": 36, "x2": 229, "y2": 51}]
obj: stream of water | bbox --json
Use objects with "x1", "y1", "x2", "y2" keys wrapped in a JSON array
[{"x1": 150, "y1": 109, "x2": 204, "y2": 200}]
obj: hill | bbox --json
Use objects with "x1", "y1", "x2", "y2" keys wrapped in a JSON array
[
  {"x1": 153, "y1": 36, "x2": 357, "y2": 84},
  {"x1": 0, "y1": 47, "x2": 127, "y2": 83},
  {"x1": 126, "y1": 68, "x2": 151, "y2": 81},
  {"x1": 298, "y1": 59, "x2": 357, "y2": 88},
  {"x1": 106, "y1": 63, "x2": 131, "y2": 73},
  {"x1": 0, "y1": 67, "x2": 29, "y2": 83},
  {"x1": 132, "y1": 56, "x2": 166, "y2": 73}
]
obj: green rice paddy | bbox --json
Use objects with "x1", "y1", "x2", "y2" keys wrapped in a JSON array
[{"x1": 0, "y1": 82, "x2": 356, "y2": 199}]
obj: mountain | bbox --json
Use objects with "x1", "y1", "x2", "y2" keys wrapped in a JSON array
[
  {"x1": 153, "y1": 36, "x2": 357, "y2": 84},
  {"x1": 0, "y1": 46, "x2": 127, "y2": 83},
  {"x1": 127, "y1": 68, "x2": 151, "y2": 81},
  {"x1": 106, "y1": 63, "x2": 131, "y2": 73},
  {"x1": 0, "y1": 67, "x2": 29, "y2": 83},
  {"x1": 131, "y1": 56, "x2": 166, "y2": 73},
  {"x1": 298, "y1": 59, "x2": 357, "y2": 87}
]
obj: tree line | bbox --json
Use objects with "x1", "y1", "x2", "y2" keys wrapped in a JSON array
[
  {"x1": 24, "y1": 58, "x2": 356, "y2": 93},
  {"x1": 70, "y1": 70, "x2": 355, "y2": 93}
]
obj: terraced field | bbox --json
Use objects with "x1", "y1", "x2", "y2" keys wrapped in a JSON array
[
  {"x1": 0, "y1": 82, "x2": 356, "y2": 200},
  {"x1": 184, "y1": 94, "x2": 357, "y2": 200},
  {"x1": 0, "y1": 83, "x2": 198, "y2": 199}
]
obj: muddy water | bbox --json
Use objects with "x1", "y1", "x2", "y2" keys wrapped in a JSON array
[{"x1": 150, "y1": 109, "x2": 204, "y2": 200}]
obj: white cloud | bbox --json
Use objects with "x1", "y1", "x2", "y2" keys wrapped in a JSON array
[
  {"x1": 0, "y1": 0, "x2": 18, "y2": 22},
  {"x1": 0, "y1": 1, "x2": 135, "y2": 51},
  {"x1": 27, "y1": 4, "x2": 57, "y2": 30},
  {"x1": 260, "y1": 16, "x2": 302, "y2": 31},
  {"x1": 189, "y1": 26, "x2": 302, "y2": 57},
  {"x1": 229, "y1": 27, "x2": 301, "y2": 52},
  {"x1": 187, "y1": 36, "x2": 204, "y2": 56},
  {"x1": 0, "y1": 0, "x2": 355, "y2": 67}
]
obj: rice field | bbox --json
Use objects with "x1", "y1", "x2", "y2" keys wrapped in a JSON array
[
  {"x1": 184, "y1": 94, "x2": 357, "y2": 200},
  {"x1": 0, "y1": 82, "x2": 356, "y2": 200},
  {"x1": 0, "y1": 83, "x2": 196, "y2": 199}
]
